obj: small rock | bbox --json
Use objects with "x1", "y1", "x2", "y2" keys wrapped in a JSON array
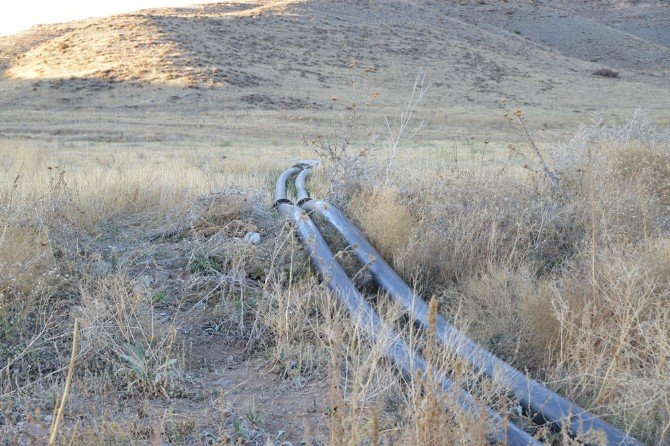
[
  {"x1": 213, "y1": 378, "x2": 233, "y2": 387},
  {"x1": 243, "y1": 231, "x2": 261, "y2": 245}
]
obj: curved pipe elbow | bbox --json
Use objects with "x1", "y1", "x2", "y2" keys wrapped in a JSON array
[
  {"x1": 295, "y1": 167, "x2": 312, "y2": 205},
  {"x1": 274, "y1": 166, "x2": 301, "y2": 206}
]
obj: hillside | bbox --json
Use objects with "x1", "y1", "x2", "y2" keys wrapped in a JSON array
[{"x1": 0, "y1": 0, "x2": 668, "y2": 142}]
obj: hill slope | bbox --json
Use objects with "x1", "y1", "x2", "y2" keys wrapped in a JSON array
[{"x1": 0, "y1": 0, "x2": 668, "y2": 142}]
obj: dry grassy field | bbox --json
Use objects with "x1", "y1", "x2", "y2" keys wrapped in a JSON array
[{"x1": 1, "y1": 1, "x2": 669, "y2": 445}]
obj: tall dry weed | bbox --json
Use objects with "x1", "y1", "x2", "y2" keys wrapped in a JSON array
[
  {"x1": 344, "y1": 112, "x2": 669, "y2": 443},
  {"x1": 347, "y1": 187, "x2": 417, "y2": 265}
]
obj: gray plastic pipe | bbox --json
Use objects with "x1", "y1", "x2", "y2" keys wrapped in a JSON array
[
  {"x1": 295, "y1": 168, "x2": 311, "y2": 204},
  {"x1": 275, "y1": 167, "x2": 540, "y2": 446},
  {"x1": 296, "y1": 168, "x2": 642, "y2": 446},
  {"x1": 274, "y1": 165, "x2": 301, "y2": 206}
]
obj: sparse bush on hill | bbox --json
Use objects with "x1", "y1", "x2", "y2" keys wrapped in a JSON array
[{"x1": 593, "y1": 67, "x2": 620, "y2": 78}]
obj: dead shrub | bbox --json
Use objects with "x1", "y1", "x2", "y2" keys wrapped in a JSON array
[
  {"x1": 392, "y1": 168, "x2": 575, "y2": 291},
  {"x1": 192, "y1": 189, "x2": 252, "y2": 235},
  {"x1": 342, "y1": 112, "x2": 670, "y2": 442},
  {"x1": 445, "y1": 267, "x2": 560, "y2": 371},
  {"x1": 347, "y1": 186, "x2": 417, "y2": 264},
  {"x1": 549, "y1": 243, "x2": 670, "y2": 443},
  {"x1": 554, "y1": 111, "x2": 670, "y2": 243},
  {"x1": 76, "y1": 274, "x2": 181, "y2": 397},
  {"x1": 593, "y1": 67, "x2": 619, "y2": 78},
  {"x1": 612, "y1": 141, "x2": 670, "y2": 206}
]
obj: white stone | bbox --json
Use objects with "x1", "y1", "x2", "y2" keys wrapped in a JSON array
[{"x1": 244, "y1": 231, "x2": 261, "y2": 244}]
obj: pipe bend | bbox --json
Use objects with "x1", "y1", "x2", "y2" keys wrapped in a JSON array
[
  {"x1": 295, "y1": 167, "x2": 312, "y2": 205},
  {"x1": 274, "y1": 166, "x2": 302, "y2": 206}
]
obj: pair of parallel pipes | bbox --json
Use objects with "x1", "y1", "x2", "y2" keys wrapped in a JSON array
[{"x1": 275, "y1": 164, "x2": 641, "y2": 446}]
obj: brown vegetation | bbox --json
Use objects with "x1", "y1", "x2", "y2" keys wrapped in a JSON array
[
  {"x1": 0, "y1": 1, "x2": 669, "y2": 444},
  {"x1": 346, "y1": 112, "x2": 670, "y2": 443},
  {"x1": 593, "y1": 68, "x2": 620, "y2": 78},
  {"x1": 1, "y1": 110, "x2": 668, "y2": 444}
]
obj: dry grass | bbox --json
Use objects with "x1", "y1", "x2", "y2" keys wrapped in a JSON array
[
  {"x1": 259, "y1": 273, "x2": 509, "y2": 446},
  {"x1": 0, "y1": 140, "x2": 293, "y2": 444},
  {"x1": 2, "y1": 0, "x2": 669, "y2": 148},
  {"x1": 1, "y1": 112, "x2": 669, "y2": 445},
  {"x1": 348, "y1": 187, "x2": 417, "y2": 264},
  {"x1": 2, "y1": 1, "x2": 669, "y2": 443},
  {"x1": 344, "y1": 112, "x2": 670, "y2": 444}
]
